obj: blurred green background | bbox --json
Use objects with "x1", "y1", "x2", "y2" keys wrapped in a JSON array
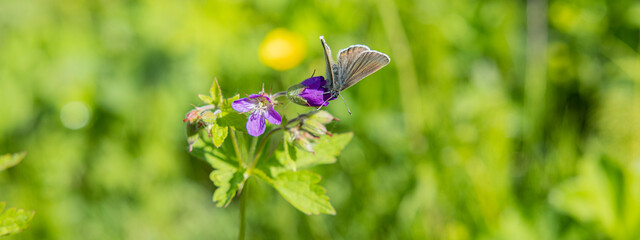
[{"x1": 1, "y1": 0, "x2": 640, "y2": 239}]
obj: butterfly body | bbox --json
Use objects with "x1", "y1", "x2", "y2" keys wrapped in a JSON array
[{"x1": 320, "y1": 36, "x2": 391, "y2": 103}]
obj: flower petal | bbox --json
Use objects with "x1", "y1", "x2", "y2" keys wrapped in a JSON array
[
  {"x1": 300, "y1": 88, "x2": 328, "y2": 106},
  {"x1": 248, "y1": 94, "x2": 271, "y2": 103},
  {"x1": 297, "y1": 76, "x2": 333, "y2": 107},
  {"x1": 247, "y1": 111, "x2": 266, "y2": 136},
  {"x1": 265, "y1": 106, "x2": 282, "y2": 125},
  {"x1": 232, "y1": 98, "x2": 257, "y2": 113},
  {"x1": 300, "y1": 76, "x2": 326, "y2": 89}
]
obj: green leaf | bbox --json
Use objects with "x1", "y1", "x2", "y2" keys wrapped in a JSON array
[
  {"x1": 210, "y1": 168, "x2": 246, "y2": 207},
  {"x1": 189, "y1": 136, "x2": 237, "y2": 170},
  {"x1": 189, "y1": 137, "x2": 246, "y2": 207},
  {"x1": 210, "y1": 123, "x2": 228, "y2": 148},
  {"x1": 0, "y1": 202, "x2": 35, "y2": 237},
  {"x1": 285, "y1": 132, "x2": 353, "y2": 169},
  {"x1": 0, "y1": 152, "x2": 27, "y2": 172},
  {"x1": 255, "y1": 170, "x2": 335, "y2": 215},
  {"x1": 210, "y1": 78, "x2": 223, "y2": 106},
  {"x1": 217, "y1": 94, "x2": 248, "y2": 132},
  {"x1": 198, "y1": 94, "x2": 213, "y2": 105}
]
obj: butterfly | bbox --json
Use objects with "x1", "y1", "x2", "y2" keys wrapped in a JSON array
[{"x1": 319, "y1": 36, "x2": 390, "y2": 114}]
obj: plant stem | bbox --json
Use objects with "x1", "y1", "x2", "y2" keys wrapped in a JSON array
[
  {"x1": 195, "y1": 104, "x2": 216, "y2": 111},
  {"x1": 250, "y1": 127, "x2": 281, "y2": 169},
  {"x1": 238, "y1": 182, "x2": 247, "y2": 240},
  {"x1": 271, "y1": 91, "x2": 287, "y2": 99},
  {"x1": 249, "y1": 136, "x2": 258, "y2": 160},
  {"x1": 230, "y1": 130, "x2": 243, "y2": 167}
]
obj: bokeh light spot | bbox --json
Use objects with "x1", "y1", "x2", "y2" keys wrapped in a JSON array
[
  {"x1": 258, "y1": 28, "x2": 306, "y2": 71},
  {"x1": 60, "y1": 101, "x2": 90, "y2": 130}
]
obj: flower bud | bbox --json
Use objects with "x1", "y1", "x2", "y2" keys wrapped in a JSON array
[
  {"x1": 286, "y1": 76, "x2": 335, "y2": 107},
  {"x1": 308, "y1": 110, "x2": 338, "y2": 124},
  {"x1": 291, "y1": 129, "x2": 316, "y2": 153},
  {"x1": 301, "y1": 119, "x2": 328, "y2": 137},
  {"x1": 183, "y1": 109, "x2": 201, "y2": 124},
  {"x1": 285, "y1": 110, "x2": 338, "y2": 153},
  {"x1": 286, "y1": 83, "x2": 309, "y2": 106}
]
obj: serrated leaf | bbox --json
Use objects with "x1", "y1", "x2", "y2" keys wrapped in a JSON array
[
  {"x1": 279, "y1": 132, "x2": 353, "y2": 169},
  {"x1": 210, "y1": 168, "x2": 245, "y2": 207},
  {"x1": 198, "y1": 94, "x2": 213, "y2": 104},
  {"x1": 217, "y1": 95, "x2": 248, "y2": 132},
  {"x1": 255, "y1": 170, "x2": 335, "y2": 215},
  {"x1": 0, "y1": 202, "x2": 35, "y2": 237},
  {"x1": 211, "y1": 123, "x2": 228, "y2": 148},
  {"x1": 189, "y1": 136, "x2": 237, "y2": 170},
  {"x1": 0, "y1": 152, "x2": 27, "y2": 172},
  {"x1": 189, "y1": 137, "x2": 246, "y2": 207},
  {"x1": 210, "y1": 78, "x2": 223, "y2": 106}
]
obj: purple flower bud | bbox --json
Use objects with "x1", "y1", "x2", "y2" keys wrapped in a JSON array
[{"x1": 286, "y1": 76, "x2": 335, "y2": 107}]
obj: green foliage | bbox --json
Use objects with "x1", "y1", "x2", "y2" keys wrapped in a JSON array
[
  {"x1": 0, "y1": 152, "x2": 26, "y2": 172},
  {"x1": 255, "y1": 170, "x2": 335, "y2": 215},
  {"x1": 189, "y1": 94, "x2": 352, "y2": 215},
  {"x1": 275, "y1": 132, "x2": 353, "y2": 170},
  {"x1": 0, "y1": 202, "x2": 35, "y2": 237},
  {"x1": 277, "y1": 132, "x2": 297, "y2": 171},
  {"x1": 210, "y1": 122, "x2": 229, "y2": 148},
  {"x1": 209, "y1": 78, "x2": 224, "y2": 106},
  {"x1": 0, "y1": 152, "x2": 33, "y2": 237},
  {"x1": 217, "y1": 95, "x2": 248, "y2": 132},
  {"x1": 250, "y1": 131, "x2": 351, "y2": 215},
  {"x1": 294, "y1": 133, "x2": 352, "y2": 169},
  {"x1": 192, "y1": 118, "x2": 351, "y2": 215},
  {"x1": 210, "y1": 168, "x2": 246, "y2": 208},
  {"x1": 198, "y1": 94, "x2": 213, "y2": 105},
  {"x1": 189, "y1": 136, "x2": 245, "y2": 206}
]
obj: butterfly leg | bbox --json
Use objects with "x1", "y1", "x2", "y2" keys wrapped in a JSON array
[{"x1": 339, "y1": 93, "x2": 352, "y2": 115}]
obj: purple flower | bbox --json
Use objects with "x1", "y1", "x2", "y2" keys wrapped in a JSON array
[
  {"x1": 287, "y1": 76, "x2": 336, "y2": 107},
  {"x1": 232, "y1": 94, "x2": 282, "y2": 136}
]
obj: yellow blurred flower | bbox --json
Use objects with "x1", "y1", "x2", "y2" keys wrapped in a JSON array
[{"x1": 258, "y1": 28, "x2": 306, "y2": 71}]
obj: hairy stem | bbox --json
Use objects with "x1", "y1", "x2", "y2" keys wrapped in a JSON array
[
  {"x1": 271, "y1": 91, "x2": 287, "y2": 99},
  {"x1": 195, "y1": 104, "x2": 216, "y2": 111},
  {"x1": 238, "y1": 183, "x2": 247, "y2": 240},
  {"x1": 250, "y1": 127, "x2": 282, "y2": 169},
  {"x1": 230, "y1": 130, "x2": 243, "y2": 167},
  {"x1": 249, "y1": 136, "x2": 258, "y2": 160}
]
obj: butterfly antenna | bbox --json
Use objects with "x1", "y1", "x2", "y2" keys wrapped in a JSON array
[
  {"x1": 310, "y1": 69, "x2": 316, "y2": 78},
  {"x1": 339, "y1": 93, "x2": 352, "y2": 115}
]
